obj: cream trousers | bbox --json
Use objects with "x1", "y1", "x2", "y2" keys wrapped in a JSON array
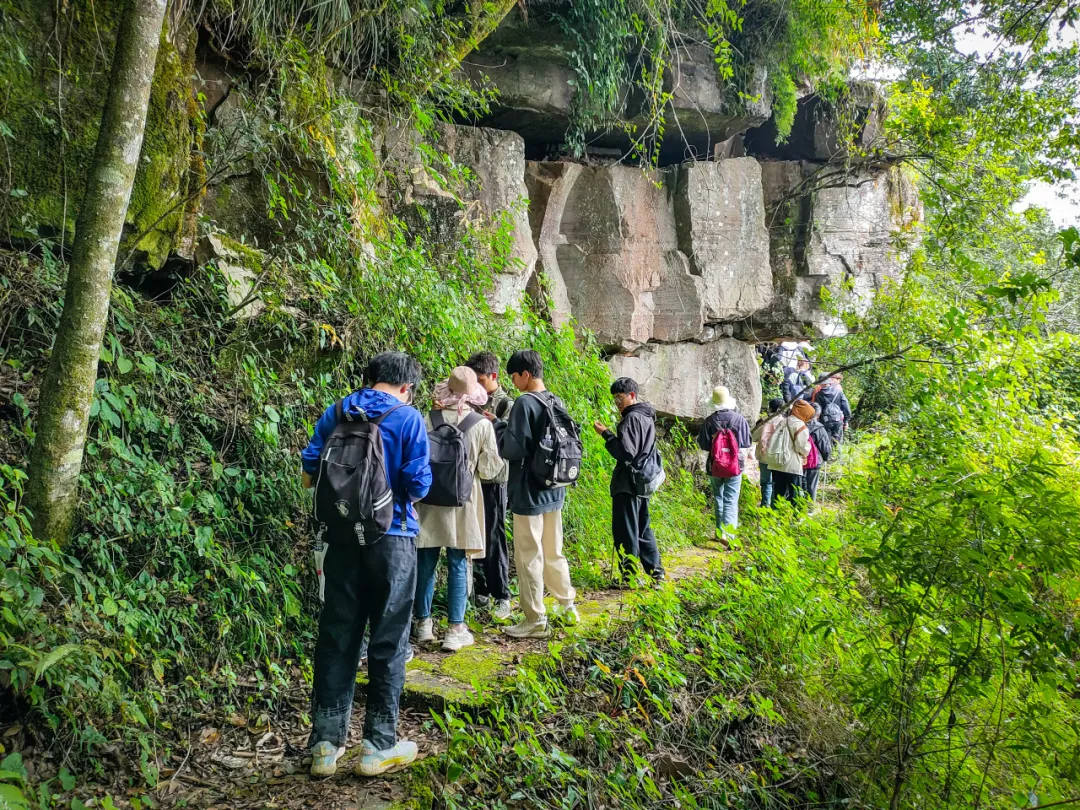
[{"x1": 512, "y1": 510, "x2": 575, "y2": 622}]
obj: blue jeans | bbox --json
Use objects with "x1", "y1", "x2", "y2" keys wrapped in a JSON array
[
  {"x1": 309, "y1": 532, "x2": 415, "y2": 750},
  {"x1": 709, "y1": 474, "x2": 742, "y2": 535},
  {"x1": 758, "y1": 463, "x2": 773, "y2": 507},
  {"x1": 415, "y1": 547, "x2": 468, "y2": 625}
]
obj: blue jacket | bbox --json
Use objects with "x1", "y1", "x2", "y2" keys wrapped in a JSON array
[{"x1": 301, "y1": 389, "x2": 431, "y2": 537}]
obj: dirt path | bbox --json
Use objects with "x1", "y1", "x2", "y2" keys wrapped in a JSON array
[{"x1": 151, "y1": 543, "x2": 725, "y2": 809}]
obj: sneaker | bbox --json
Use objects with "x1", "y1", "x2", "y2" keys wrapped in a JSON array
[
  {"x1": 475, "y1": 594, "x2": 492, "y2": 609},
  {"x1": 355, "y1": 740, "x2": 418, "y2": 777},
  {"x1": 441, "y1": 625, "x2": 474, "y2": 652},
  {"x1": 412, "y1": 617, "x2": 435, "y2": 644},
  {"x1": 310, "y1": 741, "x2": 346, "y2": 777},
  {"x1": 404, "y1": 644, "x2": 415, "y2": 664},
  {"x1": 492, "y1": 599, "x2": 513, "y2": 622},
  {"x1": 555, "y1": 602, "x2": 580, "y2": 625},
  {"x1": 503, "y1": 619, "x2": 550, "y2": 639}
]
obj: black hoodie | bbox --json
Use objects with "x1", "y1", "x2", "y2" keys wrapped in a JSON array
[{"x1": 601, "y1": 402, "x2": 657, "y2": 497}]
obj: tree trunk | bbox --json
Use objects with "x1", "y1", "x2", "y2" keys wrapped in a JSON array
[{"x1": 26, "y1": 0, "x2": 169, "y2": 544}]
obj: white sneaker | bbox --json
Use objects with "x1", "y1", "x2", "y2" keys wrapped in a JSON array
[
  {"x1": 555, "y1": 602, "x2": 580, "y2": 625},
  {"x1": 492, "y1": 599, "x2": 513, "y2": 622},
  {"x1": 503, "y1": 619, "x2": 550, "y2": 639},
  {"x1": 412, "y1": 617, "x2": 435, "y2": 643},
  {"x1": 355, "y1": 740, "x2": 418, "y2": 777},
  {"x1": 404, "y1": 644, "x2": 414, "y2": 664},
  {"x1": 441, "y1": 625, "x2": 474, "y2": 652},
  {"x1": 310, "y1": 741, "x2": 346, "y2": 777}
]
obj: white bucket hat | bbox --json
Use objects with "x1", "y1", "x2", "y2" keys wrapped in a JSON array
[{"x1": 711, "y1": 385, "x2": 737, "y2": 410}]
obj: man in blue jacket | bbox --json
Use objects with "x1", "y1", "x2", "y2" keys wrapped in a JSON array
[{"x1": 300, "y1": 352, "x2": 431, "y2": 778}]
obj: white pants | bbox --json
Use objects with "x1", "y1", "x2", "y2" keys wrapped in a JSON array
[{"x1": 512, "y1": 511, "x2": 575, "y2": 622}]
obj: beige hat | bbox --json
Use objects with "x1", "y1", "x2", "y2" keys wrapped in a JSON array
[
  {"x1": 711, "y1": 386, "x2": 737, "y2": 410},
  {"x1": 434, "y1": 366, "x2": 488, "y2": 411}
]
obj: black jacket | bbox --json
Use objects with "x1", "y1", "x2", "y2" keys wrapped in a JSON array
[
  {"x1": 601, "y1": 402, "x2": 657, "y2": 497},
  {"x1": 496, "y1": 390, "x2": 567, "y2": 516},
  {"x1": 807, "y1": 419, "x2": 833, "y2": 466},
  {"x1": 697, "y1": 408, "x2": 752, "y2": 473},
  {"x1": 812, "y1": 383, "x2": 852, "y2": 423}
]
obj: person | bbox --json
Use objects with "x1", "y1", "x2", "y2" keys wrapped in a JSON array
[
  {"x1": 414, "y1": 367, "x2": 503, "y2": 652},
  {"x1": 781, "y1": 359, "x2": 814, "y2": 403},
  {"x1": 768, "y1": 399, "x2": 813, "y2": 505},
  {"x1": 493, "y1": 350, "x2": 578, "y2": 639},
  {"x1": 812, "y1": 373, "x2": 852, "y2": 446},
  {"x1": 592, "y1": 377, "x2": 666, "y2": 584},
  {"x1": 777, "y1": 340, "x2": 803, "y2": 369},
  {"x1": 751, "y1": 398, "x2": 785, "y2": 507},
  {"x1": 696, "y1": 386, "x2": 752, "y2": 544},
  {"x1": 803, "y1": 402, "x2": 833, "y2": 501},
  {"x1": 464, "y1": 351, "x2": 514, "y2": 622},
  {"x1": 300, "y1": 352, "x2": 431, "y2": 778}
]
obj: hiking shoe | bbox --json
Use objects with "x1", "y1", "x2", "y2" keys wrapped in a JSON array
[
  {"x1": 412, "y1": 617, "x2": 435, "y2": 644},
  {"x1": 555, "y1": 602, "x2": 580, "y2": 625},
  {"x1": 475, "y1": 594, "x2": 492, "y2": 609},
  {"x1": 503, "y1": 619, "x2": 550, "y2": 639},
  {"x1": 310, "y1": 741, "x2": 346, "y2": 777},
  {"x1": 492, "y1": 599, "x2": 513, "y2": 622},
  {"x1": 355, "y1": 740, "x2": 418, "y2": 777},
  {"x1": 441, "y1": 626, "x2": 474, "y2": 652}
]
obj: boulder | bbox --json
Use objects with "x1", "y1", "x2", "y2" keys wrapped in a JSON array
[
  {"x1": 673, "y1": 158, "x2": 773, "y2": 321},
  {"x1": 195, "y1": 234, "x2": 266, "y2": 319},
  {"x1": 736, "y1": 159, "x2": 921, "y2": 339},
  {"x1": 525, "y1": 161, "x2": 706, "y2": 348},
  {"x1": 608, "y1": 339, "x2": 762, "y2": 422}
]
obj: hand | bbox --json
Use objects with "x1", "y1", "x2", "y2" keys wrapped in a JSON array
[
  {"x1": 593, "y1": 421, "x2": 608, "y2": 436},
  {"x1": 433, "y1": 399, "x2": 446, "y2": 410},
  {"x1": 482, "y1": 410, "x2": 497, "y2": 422}
]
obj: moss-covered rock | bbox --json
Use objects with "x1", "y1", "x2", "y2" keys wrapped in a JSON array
[{"x1": 0, "y1": 0, "x2": 199, "y2": 268}]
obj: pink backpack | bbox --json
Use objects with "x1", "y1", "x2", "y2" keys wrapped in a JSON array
[
  {"x1": 804, "y1": 434, "x2": 820, "y2": 470},
  {"x1": 710, "y1": 428, "x2": 741, "y2": 478}
]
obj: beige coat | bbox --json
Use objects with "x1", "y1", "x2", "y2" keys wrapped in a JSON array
[
  {"x1": 416, "y1": 409, "x2": 502, "y2": 558},
  {"x1": 766, "y1": 415, "x2": 811, "y2": 475}
]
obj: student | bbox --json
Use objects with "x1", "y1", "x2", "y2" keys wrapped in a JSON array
[
  {"x1": 301, "y1": 352, "x2": 431, "y2": 778},
  {"x1": 464, "y1": 351, "x2": 514, "y2": 622},
  {"x1": 751, "y1": 398, "x2": 785, "y2": 507},
  {"x1": 696, "y1": 386, "x2": 752, "y2": 543},
  {"x1": 782, "y1": 359, "x2": 814, "y2": 402},
  {"x1": 413, "y1": 367, "x2": 502, "y2": 652},
  {"x1": 592, "y1": 377, "x2": 665, "y2": 584},
  {"x1": 804, "y1": 402, "x2": 833, "y2": 501},
  {"x1": 768, "y1": 399, "x2": 813, "y2": 505},
  {"x1": 494, "y1": 350, "x2": 578, "y2": 639},
  {"x1": 813, "y1": 374, "x2": 852, "y2": 446}
]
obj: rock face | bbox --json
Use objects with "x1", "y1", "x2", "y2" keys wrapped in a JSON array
[
  {"x1": 737, "y1": 160, "x2": 922, "y2": 339},
  {"x1": 608, "y1": 339, "x2": 762, "y2": 422},
  {"x1": 674, "y1": 159, "x2": 772, "y2": 321}
]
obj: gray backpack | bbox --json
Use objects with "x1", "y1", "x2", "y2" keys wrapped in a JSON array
[{"x1": 421, "y1": 410, "x2": 483, "y2": 507}]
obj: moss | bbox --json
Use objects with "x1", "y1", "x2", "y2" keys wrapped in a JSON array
[
  {"x1": 437, "y1": 643, "x2": 507, "y2": 685},
  {"x1": 406, "y1": 658, "x2": 436, "y2": 674},
  {"x1": 0, "y1": 0, "x2": 198, "y2": 268}
]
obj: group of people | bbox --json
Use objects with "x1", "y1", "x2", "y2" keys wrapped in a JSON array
[
  {"x1": 299, "y1": 350, "x2": 667, "y2": 779},
  {"x1": 697, "y1": 341, "x2": 852, "y2": 541}
]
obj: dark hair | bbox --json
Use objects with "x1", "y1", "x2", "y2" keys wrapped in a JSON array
[
  {"x1": 506, "y1": 350, "x2": 543, "y2": 379},
  {"x1": 610, "y1": 377, "x2": 638, "y2": 396},
  {"x1": 465, "y1": 351, "x2": 500, "y2": 377},
  {"x1": 365, "y1": 351, "x2": 421, "y2": 387},
  {"x1": 768, "y1": 397, "x2": 783, "y2": 413}
]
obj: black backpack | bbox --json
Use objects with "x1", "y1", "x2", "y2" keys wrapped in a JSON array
[
  {"x1": 422, "y1": 410, "x2": 483, "y2": 507},
  {"x1": 313, "y1": 400, "x2": 405, "y2": 542},
  {"x1": 527, "y1": 392, "x2": 583, "y2": 489}
]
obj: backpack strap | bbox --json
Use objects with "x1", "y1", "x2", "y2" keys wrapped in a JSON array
[
  {"x1": 458, "y1": 412, "x2": 483, "y2": 434},
  {"x1": 335, "y1": 398, "x2": 345, "y2": 423},
  {"x1": 430, "y1": 409, "x2": 446, "y2": 429}
]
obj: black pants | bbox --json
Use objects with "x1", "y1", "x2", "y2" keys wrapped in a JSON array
[
  {"x1": 309, "y1": 530, "x2": 416, "y2": 751},
  {"x1": 770, "y1": 471, "x2": 805, "y2": 505},
  {"x1": 612, "y1": 492, "x2": 664, "y2": 580},
  {"x1": 804, "y1": 467, "x2": 821, "y2": 500},
  {"x1": 474, "y1": 481, "x2": 510, "y2": 600}
]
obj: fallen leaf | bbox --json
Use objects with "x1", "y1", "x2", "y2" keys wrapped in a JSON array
[{"x1": 2, "y1": 726, "x2": 22, "y2": 737}]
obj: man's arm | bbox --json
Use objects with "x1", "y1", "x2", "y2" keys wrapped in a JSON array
[
  {"x1": 839, "y1": 391, "x2": 853, "y2": 421},
  {"x1": 603, "y1": 417, "x2": 640, "y2": 463},
  {"x1": 696, "y1": 415, "x2": 714, "y2": 452},
  {"x1": 399, "y1": 410, "x2": 432, "y2": 502},
  {"x1": 300, "y1": 402, "x2": 339, "y2": 482},
  {"x1": 497, "y1": 397, "x2": 533, "y2": 461}
]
